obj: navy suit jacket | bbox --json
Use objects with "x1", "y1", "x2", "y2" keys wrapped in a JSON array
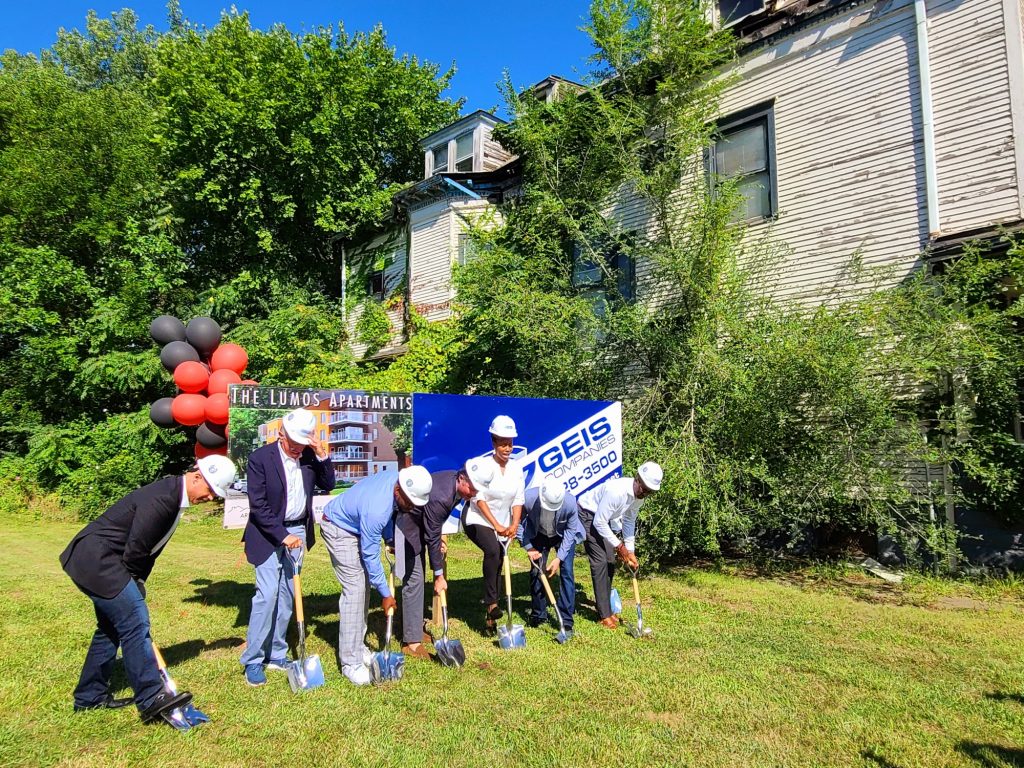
[
  {"x1": 516, "y1": 486, "x2": 585, "y2": 564},
  {"x1": 242, "y1": 442, "x2": 335, "y2": 565}
]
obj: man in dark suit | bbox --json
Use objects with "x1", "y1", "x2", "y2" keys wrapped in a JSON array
[
  {"x1": 518, "y1": 477, "x2": 585, "y2": 638},
  {"x1": 240, "y1": 408, "x2": 335, "y2": 686},
  {"x1": 394, "y1": 460, "x2": 493, "y2": 660},
  {"x1": 61, "y1": 455, "x2": 236, "y2": 724}
]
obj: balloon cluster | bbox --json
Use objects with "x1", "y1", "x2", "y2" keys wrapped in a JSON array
[{"x1": 147, "y1": 315, "x2": 256, "y2": 458}]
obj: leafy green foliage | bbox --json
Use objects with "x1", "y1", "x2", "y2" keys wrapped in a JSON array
[
  {"x1": 0, "y1": 7, "x2": 458, "y2": 516},
  {"x1": 450, "y1": 0, "x2": 1023, "y2": 568},
  {"x1": 151, "y1": 12, "x2": 460, "y2": 286}
]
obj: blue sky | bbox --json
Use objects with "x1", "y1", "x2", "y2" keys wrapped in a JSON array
[{"x1": 1, "y1": 1, "x2": 596, "y2": 116}]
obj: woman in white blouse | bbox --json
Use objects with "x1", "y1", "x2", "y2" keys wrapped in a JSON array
[{"x1": 462, "y1": 415, "x2": 526, "y2": 634}]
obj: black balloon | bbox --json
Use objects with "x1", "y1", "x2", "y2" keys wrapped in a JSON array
[
  {"x1": 186, "y1": 317, "x2": 222, "y2": 358},
  {"x1": 149, "y1": 315, "x2": 186, "y2": 345},
  {"x1": 197, "y1": 422, "x2": 227, "y2": 448},
  {"x1": 204, "y1": 420, "x2": 227, "y2": 437},
  {"x1": 149, "y1": 397, "x2": 176, "y2": 428},
  {"x1": 160, "y1": 340, "x2": 200, "y2": 372}
]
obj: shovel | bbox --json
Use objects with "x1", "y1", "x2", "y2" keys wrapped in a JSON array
[
  {"x1": 434, "y1": 589, "x2": 465, "y2": 668},
  {"x1": 287, "y1": 548, "x2": 325, "y2": 692},
  {"x1": 532, "y1": 560, "x2": 570, "y2": 644},
  {"x1": 370, "y1": 550, "x2": 405, "y2": 684},
  {"x1": 496, "y1": 535, "x2": 526, "y2": 650},
  {"x1": 151, "y1": 642, "x2": 208, "y2": 730},
  {"x1": 626, "y1": 565, "x2": 654, "y2": 639}
]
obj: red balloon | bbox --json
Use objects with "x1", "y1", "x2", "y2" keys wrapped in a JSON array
[
  {"x1": 171, "y1": 393, "x2": 207, "y2": 426},
  {"x1": 210, "y1": 343, "x2": 248, "y2": 375},
  {"x1": 240, "y1": 379, "x2": 258, "y2": 386},
  {"x1": 206, "y1": 393, "x2": 230, "y2": 425},
  {"x1": 194, "y1": 442, "x2": 228, "y2": 458},
  {"x1": 207, "y1": 368, "x2": 242, "y2": 395},
  {"x1": 173, "y1": 361, "x2": 209, "y2": 394}
]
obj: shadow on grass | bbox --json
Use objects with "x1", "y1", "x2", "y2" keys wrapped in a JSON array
[
  {"x1": 956, "y1": 740, "x2": 1024, "y2": 767},
  {"x1": 161, "y1": 637, "x2": 244, "y2": 666},
  {"x1": 861, "y1": 748, "x2": 904, "y2": 768},
  {"x1": 184, "y1": 569, "x2": 589, "y2": 667},
  {"x1": 986, "y1": 692, "x2": 1024, "y2": 706}
]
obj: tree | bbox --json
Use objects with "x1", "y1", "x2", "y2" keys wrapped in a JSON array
[{"x1": 152, "y1": 12, "x2": 461, "y2": 294}]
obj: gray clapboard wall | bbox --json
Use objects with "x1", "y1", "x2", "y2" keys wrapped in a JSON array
[{"x1": 619, "y1": 0, "x2": 1023, "y2": 306}]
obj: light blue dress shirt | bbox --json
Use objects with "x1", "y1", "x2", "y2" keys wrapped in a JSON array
[{"x1": 322, "y1": 470, "x2": 398, "y2": 598}]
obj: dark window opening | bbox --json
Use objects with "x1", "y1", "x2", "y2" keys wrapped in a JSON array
[
  {"x1": 718, "y1": 0, "x2": 765, "y2": 26},
  {"x1": 708, "y1": 102, "x2": 777, "y2": 223},
  {"x1": 571, "y1": 235, "x2": 637, "y2": 315}
]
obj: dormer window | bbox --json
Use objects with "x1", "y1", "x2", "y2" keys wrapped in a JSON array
[
  {"x1": 454, "y1": 132, "x2": 474, "y2": 172},
  {"x1": 432, "y1": 144, "x2": 449, "y2": 174}
]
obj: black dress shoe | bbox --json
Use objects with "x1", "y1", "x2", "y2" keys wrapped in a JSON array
[
  {"x1": 527, "y1": 616, "x2": 546, "y2": 628},
  {"x1": 73, "y1": 694, "x2": 134, "y2": 712},
  {"x1": 139, "y1": 690, "x2": 193, "y2": 724}
]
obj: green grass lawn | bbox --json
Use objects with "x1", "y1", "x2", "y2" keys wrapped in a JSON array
[{"x1": 2, "y1": 512, "x2": 1023, "y2": 768}]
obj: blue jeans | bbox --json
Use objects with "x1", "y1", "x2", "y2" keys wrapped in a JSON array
[
  {"x1": 528, "y1": 534, "x2": 576, "y2": 630},
  {"x1": 240, "y1": 524, "x2": 306, "y2": 667},
  {"x1": 73, "y1": 578, "x2": 165, "y2": 712}
]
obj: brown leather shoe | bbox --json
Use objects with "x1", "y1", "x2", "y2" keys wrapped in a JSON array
[
  {"x1": 599, "y1": 616, "x2": 619, "y2": 629},
  {"x1": 401, "y1": 643, "x2": 432, "y2": 661}
]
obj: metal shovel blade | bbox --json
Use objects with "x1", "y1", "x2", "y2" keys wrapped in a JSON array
[
  {"x1": 287, "y1": 654, "x2": 325, "y2": 692},
  {"x1": 152, "y1": 641, "x2": 207, "y2": 729},
  {"x1": 435, "y1": 591, "x2": 465, "y2": 668},
  {"x1": 435, "y1": 637, "x2": 465, "y2": 668},
  {"x1": 628, "y1": 624, "x2": 655, "y2": 639},
  {"x1": 370, "y1": 649, "x2": 405, "y2": 683},
  {"x1": 497, "y1": 622, "x2": 526, "y2": 650},
  {"x1": 181, "y1": 703, "x2": 210, "y2": 724},
  {"x1": 160, "y1": 707, "x2": 193, "y2": 731}
]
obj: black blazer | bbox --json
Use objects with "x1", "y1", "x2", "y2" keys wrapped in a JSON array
[
  {"x1": 242, "y1": 442, "x2": 336, "y2": 566},
  {"x1": 60, "y1": 476, "x2": 183, "y2": 599}
]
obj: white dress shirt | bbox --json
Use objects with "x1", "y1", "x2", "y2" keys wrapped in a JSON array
[
  {"x1": 150, "y1": 477, "x2": 191, "y2": 555},
  {"x1": 278, "y1": 442, "x2": 306, "y2": 522},
  {"x1": 577, "y1": 476, "x2": 642, "y2": 552},
  {"x1": 463, "y1": 455, "x2": 525, "y2": 531}
]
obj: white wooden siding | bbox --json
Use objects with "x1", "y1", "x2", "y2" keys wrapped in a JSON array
[
  {"x1": 345, "y1": 228, "x2": 407, "y2": 357},
  {"x1": 409, "y1": 200, "x2": 454, "y2": 322},
  {"x1": 633, "y1": 0, "x2": 1023, "y2": 308},
  {"x1": 408, "y1": 198, "x2": 501, "y2": 322},
  {"x1": 482, "y1": 125, "x2": 515, "y2": 171},
  {"x1": 929, "y1": 0, "x2": 1020, "y2": 229}
]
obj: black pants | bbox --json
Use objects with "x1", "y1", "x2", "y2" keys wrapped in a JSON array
[
  {"x1": 465, "y1": 523, "x2": 502, "y2": 606},
  {"x1": 579, "y1": 508, "x2": 618, "y2": 620},
  {"x1": 397, "y1": 534, "x2": 427, "y2": 645}
]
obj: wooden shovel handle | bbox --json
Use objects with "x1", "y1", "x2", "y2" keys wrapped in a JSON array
[
  {"x1": 151, "y1": 642, "x2": 167, "y2": 671},
  {"x1": 631, "y1": 573, "x2": 642, "y2": 605},
  {"x1": 293, "y1": 574, "x2": 304, "y2": 624},
  {"x1": 503, "y1": 553, "x2": 512, "y2": 598},
  {"x1": 439, "y1": 589, "x2": 448, "y2": 610},
  {"x1": 539, "y1": 567, "x2": 557, "y2": 605}
]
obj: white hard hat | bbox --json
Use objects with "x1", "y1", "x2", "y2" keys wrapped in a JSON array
[
  {"x1": 488, "y1": 414, "x2": 517, "y2": 438},
  {"x1": 539, "y1": 477, "x2": 565, "y2": 513},
  {"x1": 463, "y1": 459, "x2": 495, "y2": 492},
  {"x1": 282, "y1": 408, "x2": 317, "y2": 445},
  {"x1": 637, "y1": 461, "x2": 663, "y2": 492},
  {"x1": 197, "y1": 455, "x2": 237, "y2": 498},
  {"x1": 398, "y1": 465, "x2": 433, "y2": 507}
]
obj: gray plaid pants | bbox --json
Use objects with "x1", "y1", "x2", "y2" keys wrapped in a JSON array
[{"x1": 320, "y1": 522, "x2": 370, "y2": 669}]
